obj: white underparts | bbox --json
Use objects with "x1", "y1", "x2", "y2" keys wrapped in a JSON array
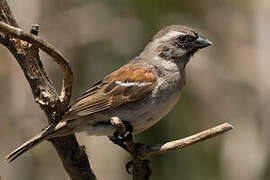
[{"x1": 115, "y1": 81, "x2": 152, "y2": 87}]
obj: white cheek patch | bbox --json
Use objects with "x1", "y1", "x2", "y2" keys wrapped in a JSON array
[{"x1": 115, "y1": 81, "x2": 152, "y2": 87}]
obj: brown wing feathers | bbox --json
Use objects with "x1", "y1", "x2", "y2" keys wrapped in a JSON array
[{"x1": 68, "y1": 64, "x2": 156, "y2": 116}]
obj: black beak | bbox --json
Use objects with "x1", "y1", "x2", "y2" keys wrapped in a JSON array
[{"x1": 192, "y1": 35, "x2": 212, "y2": 49}]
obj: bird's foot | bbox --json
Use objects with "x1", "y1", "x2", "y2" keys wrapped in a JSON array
[{"x1": 109, "y1": 121, "x2": 133, "y2": 151}]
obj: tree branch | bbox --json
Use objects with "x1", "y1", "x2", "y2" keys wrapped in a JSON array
[
  {"x1": 0, "y1": 0, "x2": 19, "y2": 27},
  {"x1": 0, "y1": 1, "x2": 96, "y2": 179},
  {"x1": 137, "y1": 123, "x2": 233, "y2": 159},
  {"x1": 111, "y1": 117, "x2": 233, "y2": 180},
  {"x1": 0, "y1": 21, "x2": 72, "y2": 110}
]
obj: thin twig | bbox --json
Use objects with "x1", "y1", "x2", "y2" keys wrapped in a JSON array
[
  {"x1": 0, "y1": 21, "x2": 72, "y2": 109},
  {"x1": 137, "y1": 123, "x2": 233, "y2": 159},
  {"x1": 110, "y1": 119, "x2": 233, "y2": 179}
]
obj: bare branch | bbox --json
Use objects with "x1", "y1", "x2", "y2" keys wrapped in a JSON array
[
  {"x1": 0, "y1": 0, "x2": 19, "y2": 27},
  {"x1": 0, "y1": 1, "x2": 95, "y2": 179},
  {"x1": 110, "y1": 118, "x2": 233, "y2": 180},
  {"x1": 137, "y1": 123, "x2": 233, "y2": 159},
  {"x1": 0, "y1": 21, "x2": 72, "y2": 109}
]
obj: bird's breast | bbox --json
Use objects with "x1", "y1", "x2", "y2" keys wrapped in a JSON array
[{"x1": 130, "y1": 72, "x2": 185, "y2": 133}]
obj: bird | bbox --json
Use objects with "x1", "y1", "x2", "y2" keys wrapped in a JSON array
[{"x1": 6, "y1": 25, "x2": 212, "y2": 162}]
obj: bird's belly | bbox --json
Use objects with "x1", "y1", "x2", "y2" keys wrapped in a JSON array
[{"x1": 130, "y1": 89, "x2": 182, "y2": 133}]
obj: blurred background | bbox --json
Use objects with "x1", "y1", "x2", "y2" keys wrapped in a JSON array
[{"x1": 0, "y1": 0, "x2": 270, "y2": 179}]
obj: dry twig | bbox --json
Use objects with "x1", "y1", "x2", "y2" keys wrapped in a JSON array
[
  {"x1": 0, "y1": 1, "x2": 96, "y2": 179},
  {"x1": 0, "y1": 21, "x2": 72, "y2": 109},
  {"x1": 111, "y1": 118, "x2": 233, "y2": 180},
  {"x1": 137, "y1": 123, "x2": 233, "y2": 159}
]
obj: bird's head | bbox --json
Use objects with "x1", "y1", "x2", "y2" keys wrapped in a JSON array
[{"x1": 142, "y1": 25, "x2": 212, "y2": 65}]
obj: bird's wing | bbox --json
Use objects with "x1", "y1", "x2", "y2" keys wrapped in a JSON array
[{"x1": 67, "y1": 64, "x2": 157, "y2": 117}]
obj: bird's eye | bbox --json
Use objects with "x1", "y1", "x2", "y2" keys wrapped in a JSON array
[{"x1": 177, "y1": 35, "x2": 188, "y2": 42}]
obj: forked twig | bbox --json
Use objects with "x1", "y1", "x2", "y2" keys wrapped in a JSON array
[{"x1": 0, "y1": 21, "x2": 72, "y2": 108}]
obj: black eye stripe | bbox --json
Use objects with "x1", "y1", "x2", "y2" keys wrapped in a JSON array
[
  {"x1": 178, "y1": 35, "x2": 187, "y2": 42},
  {"x1": 176, "y1": 35, "x2": 196, "y2": 43}
]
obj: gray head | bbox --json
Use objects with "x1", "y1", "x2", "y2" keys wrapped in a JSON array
[{"x1": 141, "y1": 25, "x2": 212, "y2": 65}]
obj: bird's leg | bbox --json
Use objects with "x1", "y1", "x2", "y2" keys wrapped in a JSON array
[
  {"x1": 109, "y1": 131, "x2": 129, "y2": 151},
  {"x1": 109, "y1": 117, "x2": 151, "y2": 178},
  {"x1": 109, "y1": 117, "x2": 133, "y2": 152}
]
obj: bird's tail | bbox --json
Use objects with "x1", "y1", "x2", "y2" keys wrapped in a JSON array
[{"x1": 5, "y1": 121, "x2": 67, "y2": 162}]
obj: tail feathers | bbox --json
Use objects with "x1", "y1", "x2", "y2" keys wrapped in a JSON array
[{"x1": 5, "y1": 124, "x2": 59, "y2": 162}]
